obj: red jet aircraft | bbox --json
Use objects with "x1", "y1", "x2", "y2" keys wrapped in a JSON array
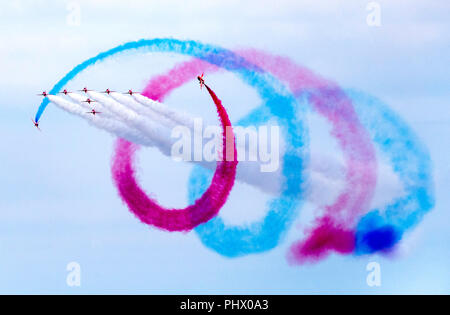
[
  {"x1": 78, "y1": 87, "x2": 91, "y2": 93},
  {"x1": 86, "y1": 109, "x2": 101, "y2": 116},
  {"x1": 124, "y1": 89, "x2": 138, "y2": 95},
  {"x1": 82, "y1": 98, "x2": 96, "y2": 104},
  {"x1": 31, "y1": 118, "x2": 41, "y2": 131},
  {"x1": 197, "y1": 73, "x2": 205, "y2": 90},
  {"x1": 101, "y1": 89, "x2": 114, "y2": 95}
]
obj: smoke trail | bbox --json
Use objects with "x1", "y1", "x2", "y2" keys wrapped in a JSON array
[
  {"x1": 53, "y1": 90, "x2": 357, "y2": 208},
  {"x1": 112, "y1": 83, "x2": 237, "y2": 231},
  {"x1": 61, "y1": 92, "x2": 286, "y2": 195},
  {"x1": 64, "y1": 92, "x2": 117, "y2": 120},
  {"x1": 129, "y1": 92, "x2": 270, "y2": 185},
  {"x1": 143, "y1": 65, "x2": 306, "y2": 257},
  {"x1": 126, "y1": 89, "x2": 343, "y2": 201},
  {"x1": 140, "y1": 55, "x2": 374, "y2": 261},
  {"x1": 34, "y1": 38, "x2": 266, "y2": 123},
  {"x1": 76, "y1": 40, "x2": 305, "y2": 257},
  {"x1": 233, "y1": 50, "x2": 377, "y2": 263},
  {"x1": 38, "y1": 38, "x2": 352, "y2": 258},
  {"x1": 131, "y1": 56, "x2": 307, "y2": 257},
  {"x1": 34, "y1": 37, "x2": 306, "y2": 206},
  {"x1": 171, "y1": 52, "x2": 376, "y2": 260},
  {"x1": 346, "y1": 90, "x2": 434, "y2": 255},
  {"x1": 86, "y1": 91, "x2": 172, "y2": 155},
  {"x1": 142, "y1": 59, "x2": 218, "y2": 101},
  {"x1": 236, "y1": 51, "x2": 431, "y2": 260},
  {"x1": 109, "y1": 92, "x2": 179, "y2": 129},
  {"x1": 36, "y1": 38, "x2": 434, "y2": 264},
  {"x1": 132, "y1": 93, "x2": 197, "y2": 130},
  {"x1": 67, "y1": 92, "x2": 90, "y2": 103},
  {"x1": 36, "y1": 39, "x2": 433, "y2": 264},
  {"x1": 47, "y1": 95, "x2": 154, "y2": 146}
]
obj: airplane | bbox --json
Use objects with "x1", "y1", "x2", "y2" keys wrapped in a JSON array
[
  {"x1": 86, "y1": 109, "x2": 101, "y2": 116},
  {"x1": 31, "y1": 118, "x2": 41, "y2": 131},
  {"x1": 82, "y1": 98, "x2": 96, "y2": 104},
  {"x1": 101, "y1": 89, "x2": 114, "y2": 95},
  {"x1": 37, "y1": 91, "x2": 48, "y2": 97},
  {"x1": 124, "y1": 89, "x2": 138, "y2": 95},
  {"x1": 197, "y1": 73, "x2": 205, "y2": 89},
  {"x1": 78, "y1": 87, "x2": 91, "y2": 93},
  {"x1": 59, "y1": 89, "x2": 71, "y2": 95}
]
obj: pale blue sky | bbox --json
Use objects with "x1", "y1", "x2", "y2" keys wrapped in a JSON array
[{"x1": 0, "y1": 0, "x2": 448, "y2": 294}]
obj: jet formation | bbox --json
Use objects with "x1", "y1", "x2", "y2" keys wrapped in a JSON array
[{"x1": 34, "y1": 73, "x2": 206, "y2": 130}]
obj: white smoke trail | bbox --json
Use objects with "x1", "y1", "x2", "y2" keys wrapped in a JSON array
[
  {"x1": 48, "y1": 92, "x2": 346, "y2": 200},
  {"x1": 47, "y1": 95, "x2": 154, "y2": 146},
  {"x1": 51, "y1": 93, "x2": 285, "y2": 194},
  {"x1": 65, "y1": 93, "x2": 117, "y2": 120},
  {"x1": 109, "y1": 92, "x2": 176, "y2": 129},
  {"x1": 105, "y1": 93, "x2": 278, "y2": 191},
  {"x1": 132, "y1": 93, "x2": 196, "y2": 129},
  {"x1": 124, "y1": 95, "x2": 346, "y2": 198},
  {"x1": 109, "y1": 93, "x2": 345, "y2": 197},
  {"x1": 129, "y1": 93, "x2": 255, "y2": 160},
  {"x1": 66, "y1": 92, "x2": 88, "y2": 103},
  {"x1": 66, "y1": 92, "x2": 158, "y2": 141},
  {"x1": 86, "y1": 91, "x2": 172, "y2": 155}
]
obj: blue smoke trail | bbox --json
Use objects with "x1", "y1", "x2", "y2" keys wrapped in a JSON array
[
  {"x1": 36, "y1": 38, "x2": 309, "y2": 256},
  {"x1": 345, "y1": 90, "x2": 434, "y2": 254},
  {"x1": 189, "y1": 105, "x2": 307, "y2": 257}
]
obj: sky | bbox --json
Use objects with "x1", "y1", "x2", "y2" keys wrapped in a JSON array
[{"x1": 0, "y1": 0, "x2": 449, "y2": 294}]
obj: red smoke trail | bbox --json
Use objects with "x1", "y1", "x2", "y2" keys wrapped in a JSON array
[
  {"x1": 288, "y1": 217, "x2": 355, "y2": 264},
  {"x1": 112, "y1": 83, "x2": 237, "y2": 232}
]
